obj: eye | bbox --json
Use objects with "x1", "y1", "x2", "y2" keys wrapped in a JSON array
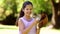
[
  {"x1": 26, "y1": 9, "x2": 29, "y2": 10},
  {"x1": 30, "y1": 9, "x2": 32, "y2": 10}
]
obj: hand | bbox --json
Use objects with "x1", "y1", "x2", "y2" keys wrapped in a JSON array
[{"x1": 34, "y1": 18, "x2": 40, "y2": 24}]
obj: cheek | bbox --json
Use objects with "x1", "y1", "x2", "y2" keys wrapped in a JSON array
[
  {"x1": 24, "y1": 10, "x2": 28, "y2": 14},
  {"x1": 24, "y1": 10, "x2": 29, "y2": 15},
  {"x1": 25, "y1": 10, "x2": 32, "y2": 14}
]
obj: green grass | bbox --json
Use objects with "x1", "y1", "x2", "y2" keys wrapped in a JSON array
[
  {"x1": 40, "y1": 27, "x2": 60, "y2": 34},
  {"x1": 0, "y1": 25, "x2": 60, "y2": 34},
  {"x1": 0, "y1": 24, "x2": 18, "y2": 30},
  {"x1": 0, "y1": 25, "x2": 18, "y2": 34}
]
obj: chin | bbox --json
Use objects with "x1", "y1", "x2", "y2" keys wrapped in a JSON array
[{"x1": 26, "y1": 14, "x2": 30, "y2": 16}]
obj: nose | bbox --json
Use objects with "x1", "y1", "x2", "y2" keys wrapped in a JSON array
[
  {"x1": 27, "y1": 10, "x2": 31, "y2": 14},
  {"x1": 28, "y1": 9, "x2": 31, "y2": 13},
  {"x1": 28, "y1": 9, "x2": 31, "y2": 12}
]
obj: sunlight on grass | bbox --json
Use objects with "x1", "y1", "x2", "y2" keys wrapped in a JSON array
[
  {"x1": 0, "y1": 25, "x2": 18, "y2": 30},
  {"x1": 40, "y1": 27, "x2": 60, "y2": 34},
  {"x1": 0, "y1": 25, "x2": 19, "y2": 34},
  {"x1": 0, "y1": 25, "x2": 60, "y2": 34},
  {"x1": 0, "y1": 29, "x2": 19, "y2": 34}
]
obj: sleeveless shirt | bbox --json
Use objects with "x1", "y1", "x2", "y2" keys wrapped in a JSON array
[{"x1": 18, "y1": 17, "x2": 36, "y2": 34}]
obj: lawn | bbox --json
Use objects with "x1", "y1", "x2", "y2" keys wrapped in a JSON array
[
  {"x1": 40, "y1": 27, "x2": 60, "y2": 34},
  {"x1": 0, "y1": 25, "x2": 19, "y2": 34},
  {"x1": 0, "y1": 25, "x2": 60, "y2": 34}
]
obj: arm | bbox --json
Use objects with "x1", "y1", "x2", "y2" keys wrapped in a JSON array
[
  {"x1": 36, "y1": 15, "x2": 48, "y2": 34},
  {"x1": 18, "y1": 19, "x2": 38, "y2": 34},
  {"x1": 36, "y1": 20, "x2": 43, "y2": 34},
  {"x1": 36, "y1": 26, "x2": 40, "y2": 34}
]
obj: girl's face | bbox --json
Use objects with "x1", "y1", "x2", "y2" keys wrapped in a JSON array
[{"x1": 23, "y1": 4, "x2": 33, "y2": 16}]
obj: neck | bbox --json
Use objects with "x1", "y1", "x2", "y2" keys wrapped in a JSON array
[{"x1": 24, "y1": 15, "x2": 31, "y2": 20}]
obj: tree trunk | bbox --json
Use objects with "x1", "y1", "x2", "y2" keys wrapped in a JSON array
[{"x1": 51, "y1": 0, "x2": 60, "y2": 29}]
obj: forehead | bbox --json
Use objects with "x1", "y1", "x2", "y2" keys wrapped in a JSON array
[{"x1": 25, "y1": 4, "x2": 33, "y2": 9}]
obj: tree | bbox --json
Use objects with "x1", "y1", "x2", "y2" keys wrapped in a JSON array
[
  {"x1": 2, "y1": 0, "x2": 17, "y2": 25},
  {"x1": 0, "y1": 0, "x2": 52, "y2": 25},
  {"x1": 51, "y1": 0, "x2": 60, "y2": 29}
]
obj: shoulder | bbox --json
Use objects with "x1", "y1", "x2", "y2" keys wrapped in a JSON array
[
  {"x1": 18, "y1": 17, "x2": 23, "y2": 21},
  {"x1": 18, "y1": 17, "x2": 24, "y2": 24},
  {"x1": 18, "y1": 17, "x2": 24, "y2": 25}
]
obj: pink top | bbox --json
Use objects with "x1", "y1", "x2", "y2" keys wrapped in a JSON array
[{"x1": 18, "y1": 17, "x2": 36, "y2": 34}]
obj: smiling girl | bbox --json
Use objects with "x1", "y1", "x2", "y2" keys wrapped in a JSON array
[{"x1": 17, "y1": 1, "x2": 40, "y2": 34}]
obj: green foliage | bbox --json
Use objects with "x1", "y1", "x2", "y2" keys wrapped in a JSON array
[
  {"x1": 0, "y1": 0, "x2": 52, "y2": 24},
  {"x1": 30, "y1": 0, "x2": 52, "y2": 15}
]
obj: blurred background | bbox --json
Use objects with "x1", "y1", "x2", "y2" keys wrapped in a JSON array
[{"x1": 0, "y1": 0, "x2": 60, "y2": 34}]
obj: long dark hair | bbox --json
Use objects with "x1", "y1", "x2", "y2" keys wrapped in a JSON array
[
  {"x1": 19, "y1": 1, "x2": 33, "y2": 18},
  {"x1": 16, "y1": 1, "x2": 33, "y2": 26}
]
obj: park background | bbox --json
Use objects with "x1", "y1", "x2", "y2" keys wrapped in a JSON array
[{"x1": 0, "y1": 0, "x2": 60, "y2": 34}]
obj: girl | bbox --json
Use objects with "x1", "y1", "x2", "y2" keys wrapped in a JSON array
[{"x1": 17, "y1": 1, "x2": 40, "y2": 34}]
